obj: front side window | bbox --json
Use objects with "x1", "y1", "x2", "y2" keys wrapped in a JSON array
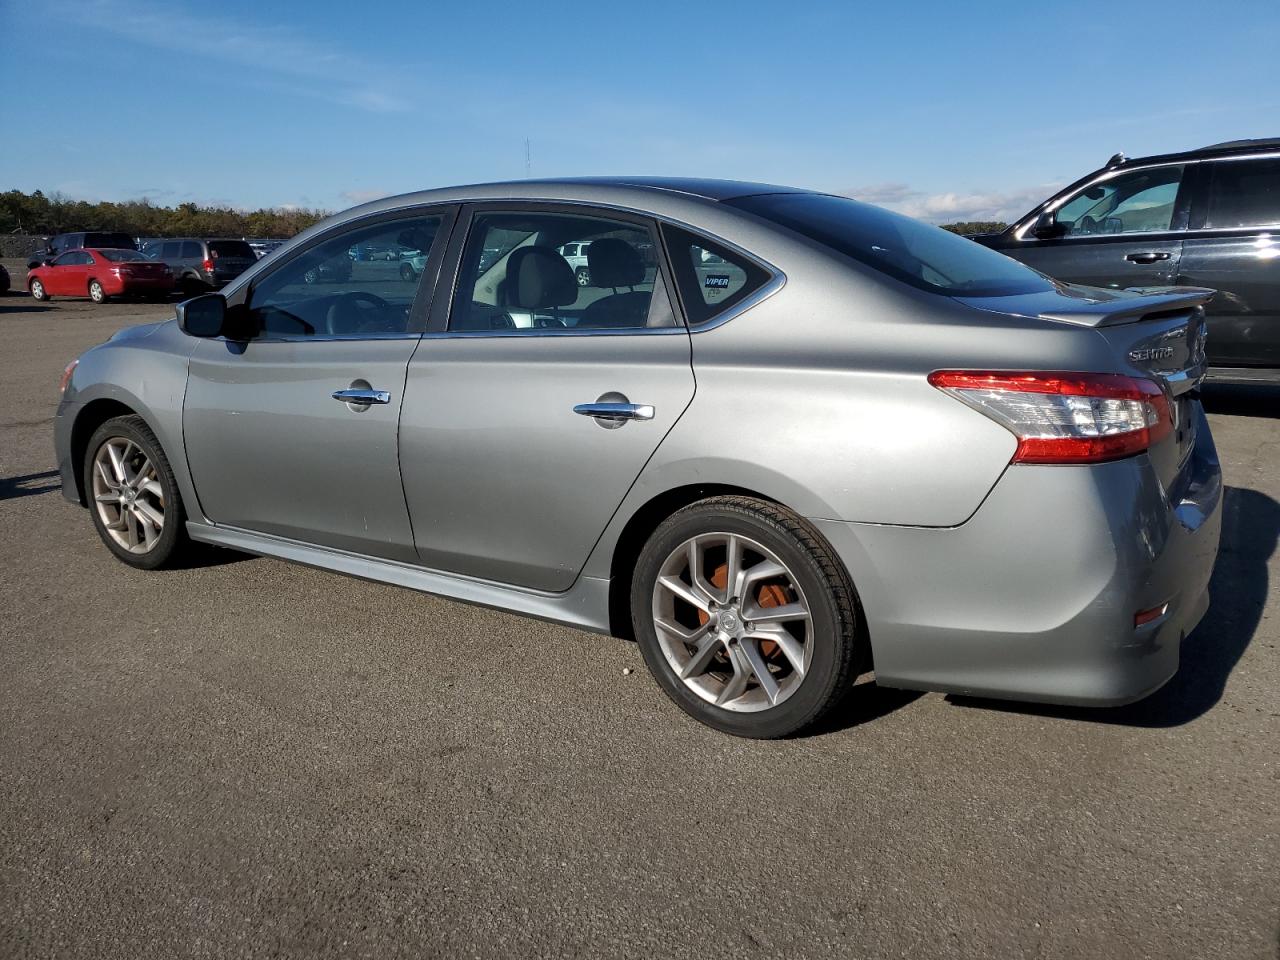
[
  {"x1": 449, "y1": 211, "x2": 676, "y2": 332},
  {"x1": 54, "y1": 252, "x2": 87, "y2": 266},
  {"x1": 1204, "y1": 158, "x2": 1280, "y2": 229},
  {"x1": 246, "y1": 214, "x2": 444, "y2": 337},
  {"x1": 1053, "y1": 166, "x2": 1183, "y2": 237}
]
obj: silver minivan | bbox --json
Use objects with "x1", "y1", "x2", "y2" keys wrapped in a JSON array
[{"x1": 142, "y1": 238, "x2": 257, "y2": 293}]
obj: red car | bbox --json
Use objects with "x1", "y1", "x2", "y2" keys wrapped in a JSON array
[{"x1": 28, "y1": 248, "x2": 174, "y2": 303}]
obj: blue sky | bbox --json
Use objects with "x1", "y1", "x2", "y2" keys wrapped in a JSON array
[{"x1": 3, "y1": 0, "x2": 1279, "y2": 222}]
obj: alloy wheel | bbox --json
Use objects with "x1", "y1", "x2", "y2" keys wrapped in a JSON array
[
  {"x1": 651, "y1": 532, "x2": 812, "y2": 712},
  {"x1": 91, "y1": 437, "x2": 165, "y2": 554},
  {"x1": 89, "y1": 280, "x2": 105, "y2": 303}
]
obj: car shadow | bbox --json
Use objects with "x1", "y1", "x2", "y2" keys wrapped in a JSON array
[
  {"x1": 1201, "y1": 383, "x2": 1280, "y2": 418},
  {"x1": 0, "y1": 301, "x2": 54, "y2": 315},
  {"x1": 944, "y1": 485, "x2": 1278, "y2": 728},
  {"x1": 808, "y1": 681, "x2": 925, "y2": 737},
  {"x1": 0, "y1": 469, "x2": 62, "y2": 501}
]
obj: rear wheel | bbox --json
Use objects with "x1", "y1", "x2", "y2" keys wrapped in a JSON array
[
  {"x1": 631, "y1": 496, "x2": 860, "y2": 738},
  {"x1": 29, "y1": 279, "x2": 48, "y2": 301},
  {"x1": 575, "y1": 266, "x2": 590, "y2": 286},
  {"x1": 400, "y1": 262, "x2": 417, "y2": 281},
  {"x1": 88, "y1": 279, "x2": 107, "y2": 303},
  {"x1": 84, "y1": 415, "x2": 192, "y2": 570}
]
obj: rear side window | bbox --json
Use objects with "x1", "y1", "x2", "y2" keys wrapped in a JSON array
[
  {"x1": 728, "y1": 193, "x2": 1052, "y2": 297},
  {"x1": 161, "y1": 242, "x2": 180, "y2": 258},
  {"x1": 182, "y1": 241, "x2": 202, "y2": 258},
  {"x1": 1204, "y1": 158, "x2": 1280, "y2": 228},
  {"x1": 661, "y1": 225, "x2": 771, "y2": 325},
  {"x1": 99, "y1": 249, "x2": 149, "y2": 262}
]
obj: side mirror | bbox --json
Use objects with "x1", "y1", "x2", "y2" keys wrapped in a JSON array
[
  {"x1": 176, "y1": 293, "x2": 228, "y2": 338},
  {"x1": 1031, "y1": 210, "x2": 1066, "y2": 239}
]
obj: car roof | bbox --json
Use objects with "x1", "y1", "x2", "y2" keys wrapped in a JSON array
[{"x1": 1110, "y1": 137, "x2": 1280, "y2": 169}]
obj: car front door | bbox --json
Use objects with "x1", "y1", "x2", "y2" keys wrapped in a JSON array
[
  {"x1": 399, "y1": 204, "x2": 695, "y2": 592},
  {"x1": 1002, "y1": 164, "x2": 1190, "y2": 291},
  {"x1": 1178, "y1": 156, "x2": 1280, "y2": 369},
  {"x1": 48, "y1": 251, "x2": 88, "y2": 295},
  {"x1": 182, "y1": 208, "x2": 456, "y2": 561}
]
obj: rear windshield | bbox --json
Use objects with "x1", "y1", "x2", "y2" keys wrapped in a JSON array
[
  {"x1": 208, "y1": 240, "x2": 254, "y2": 258},
  {"x1": 727, "y1": 193, "x2": 1052, "y2": 297},
  {"x1": 83, "y1": 232, "x2": 136, "y2": 250},
  {"x1": 98, "y1": 249, "x2": 150, "y2": 262}
]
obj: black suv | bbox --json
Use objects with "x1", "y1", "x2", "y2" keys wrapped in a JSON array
[
  {"x1": 976, "y1": 139, "x2": 1280, "y2": 383},
  {"x1": 27, "y1": 231, "x2": 137, "y2": 270}
]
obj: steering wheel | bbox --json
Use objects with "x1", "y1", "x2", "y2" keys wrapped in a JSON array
[{"x1": 324, "y1": 291, "x2": 392, "y2": 335}]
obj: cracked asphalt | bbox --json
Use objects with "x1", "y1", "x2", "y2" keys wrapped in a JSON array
[{"x1": 1, "y1": 278, "x2": 1277, "y2": 959}]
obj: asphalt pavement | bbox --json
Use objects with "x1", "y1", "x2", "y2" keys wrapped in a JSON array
[{"x1": 1, "y1": 284, "x2": 1277, "y2": 959}]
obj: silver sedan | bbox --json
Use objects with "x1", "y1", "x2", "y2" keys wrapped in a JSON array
[{"x1": 53, "y1": 178, "x2": 1222, "y2": 738}]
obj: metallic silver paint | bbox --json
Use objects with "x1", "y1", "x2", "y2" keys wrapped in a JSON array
[{"x1": 54, "y1": 178, "x2": 1225, "y2": 710}]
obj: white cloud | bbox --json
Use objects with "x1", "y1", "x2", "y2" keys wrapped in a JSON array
[
  {"x1": 845, "y1": 182, "x2": 1062, "y2": 224},
  {"x1": 71, "y1": 0, "x2": 412, "y2": 114}
]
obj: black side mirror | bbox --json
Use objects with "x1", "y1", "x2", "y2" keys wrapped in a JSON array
[
  {"x1": 176, "y1": 293, "x2": 228, "y2": 338},
  {"x1": 1031, "y1": 210, "x2": 1066, "y2": 239}
]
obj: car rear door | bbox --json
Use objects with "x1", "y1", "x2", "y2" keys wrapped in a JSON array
[
  {"x1": 398, "y1": 203, "x2": 695, "y2": 592},
  {"x1": 182, "y1": 207, "x2": 456, "y2": 561},
  {"x1": 1177, "y1": 156, "x2": 1280, "y2": 369},
  {"x1": 1001, "y1": 164, "x2": 1190, "y2": 292}
]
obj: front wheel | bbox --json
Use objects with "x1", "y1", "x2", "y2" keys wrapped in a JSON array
[
  {"x1": 400, "y1": 263, "x2": 417, "y2": 282},
  {"x1": 84, "y1": 415, "x2": 192, "y2": 570},
  {"x1": 30, "y1": 279, "x2": 48, "y2": 301},
  {"x1": 89, "y1": 279, "x2": 107, "y2": 303},
  {"x1": 575, "y1": 266, "x2": 590, "y2": 286},
  {"x1": 631, "y1": 496, "x2": 860, "y2": 738}
]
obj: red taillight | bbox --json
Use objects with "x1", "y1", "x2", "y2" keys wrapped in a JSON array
[
  {"x1": 1134, "y1": 603, "x2": 1169, "y2": 627},
  {"x1": 59, "y1": 359, "x2": 78, "y2": 396},
  {"x1": 202, "y1": 258, "x2": 214, "y2": 272},
  {"x1": 928, "y1": 370, "x2": 1172, "y2": 465}
]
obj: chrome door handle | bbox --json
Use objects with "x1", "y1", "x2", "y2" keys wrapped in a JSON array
[
  {"x1": 573, "y1": 402, "x2": 655, "y2": 421},
  {"x1": 1125, "y1": 251, "x2": 1172, "y2": 264},
  {"x1": 332, "y1": 388, "x2": 391, "y2": 404}
]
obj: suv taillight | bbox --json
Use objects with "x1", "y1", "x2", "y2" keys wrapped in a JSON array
[
  {"x1": 202, "y1": 258, "x2": 215, "y2": 272},
  {"x1": 928, "y1": 370, "x2": 1172, "y2": 464}
]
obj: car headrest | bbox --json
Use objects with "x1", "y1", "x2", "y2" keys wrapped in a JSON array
[
  {"x1": 587, "y1": 238, "x2": 644, "y2": 287},
  {"x1": 503, "y1": 246, "x2": 577, "y2": 309}
]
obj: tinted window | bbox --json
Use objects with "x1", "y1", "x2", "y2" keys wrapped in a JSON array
[
  {"x1": 99, "y1": 249, "x2": 150, "y2": 262},
  {"x1": 161, "y1": 242, "x2": 181, "y2": 259},
  {"x1": 83, "y1": 232, "x2": 135, "y2": 250},
  {"x1": 247, "y1": 214, "x2": 443, "y2": 337},
  {"x1": 209, "y1": 240, "x2": 255, "y2": 259},
  {"x1": 1054, "y1": 166, "x2": 1183, "y2": 237},
  {"x1": 181, "y1": 241, "x2": 203, "y2": 259},
  {"x1": 450, "y1": 211, "x2": 675, "y2": 332},
  {"x1": 1204, "y1": 158, "x2": 1280, "y2": 229},
  {"x1": 660, "y1": 225, "x2": 771, "y2": 324},
  {"x1": 729, "y1": 193, "x2": 1050, "y2": 298},
  {"x1": 53, "y1": 252, "x2": 88, "y2": 266}
]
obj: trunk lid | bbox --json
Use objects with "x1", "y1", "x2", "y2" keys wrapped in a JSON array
[{"x1": 956, "y1": 283, "x2": 1213, "y2": 489}]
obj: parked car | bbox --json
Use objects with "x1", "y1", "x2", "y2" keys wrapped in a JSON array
[
  {"x1": 348, "y1": 241, "x2": 398, "y2": 261},
  {"x1": 28, "y1": 248, "x2": 173, "y2": 303},
  {"x1": 974, "y1": 138, "x2": 1280, "y2": 383},
  {"x1": 0, "y1": 263, "x2": 9, "y2": 294},
  {"x1": 141, "y1": 238, "x2": 257, "y2": 294},
  {"x1": 557, "y1": 240, "x2": 593, "y2": 285},
  {"x1": 27, "y1": 231, "x2": 136, "y2": 269},
  {"x1": 53, "y1": 178, "x2": 1220, "y2": 739}
]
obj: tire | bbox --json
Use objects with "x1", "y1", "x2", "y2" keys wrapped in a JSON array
[
  {"x1": 575, "y1": 266, "x2": 590, "y2": 287},
  {"x1": 400, "y1": 263, "x2": 417, "y2": 282},
  {"x1": 84, "y1": 415, "x2": 192, "y2": 570},
  {"x1": 630, "y1": 496, "x2": 860, "y2": 738},
  {"x1": 303, "y1": 267, "x2": 319, "y2": 284},
  {"x1": 30, "y1": 279, "x2": 48, "y2": 301},
  {"x1": 89, "y1": 279, "x2": 107, "y2": 303}
]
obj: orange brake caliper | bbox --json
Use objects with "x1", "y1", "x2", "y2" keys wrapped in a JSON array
[{"x1": 698, "y1": 563, "x2": 787, "y2": 659}]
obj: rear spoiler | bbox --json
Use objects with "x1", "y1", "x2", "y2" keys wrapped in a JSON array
[{"x1": 1038, "y1": 287, "x2": 1215, "y2": 328}]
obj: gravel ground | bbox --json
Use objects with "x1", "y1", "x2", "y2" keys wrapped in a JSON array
[{"x1": 1, "y1": 289, "x2": 1277, "y2": 959}]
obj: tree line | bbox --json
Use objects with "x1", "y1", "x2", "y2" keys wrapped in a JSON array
[
  {"x1": 0, "y1": 189, "x2": 329, "y2": 239},
  {"x1": 937, "y1": 221, "x2": 1007, "y2": 235}
]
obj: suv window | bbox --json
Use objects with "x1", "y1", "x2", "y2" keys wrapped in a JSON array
[
  {"x1": 247, "y1": 214, "x2": 444, "y2": 338},
  {"x1": 161, "y1": 241, "x2": 180, "y2": 259},
  {"x1": 208, "y1": 240, "x2": 255, "y2": 259},
  {"x1": 1053, "y1": 166, "x2": 1183, "y2": 236},
  {"x1": 83, "y1": 232, "x2": 135, "y2": 250},
  {"x1": 1204, "y1": 157, "x2": 1280, "y2": 229},
  {"x1": 450, "y1": 211, "x2": 675, "y2": 332},
  {"x1": 181, "y1": 241, "x2": 203, "y2": 259}
]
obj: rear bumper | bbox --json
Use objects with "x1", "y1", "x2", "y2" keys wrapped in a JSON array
[{"x1": 814, "y1": 407, "x2": 1223, "y2": 706}]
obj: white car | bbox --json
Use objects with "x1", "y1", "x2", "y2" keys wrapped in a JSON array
[{"x1": 558, "y1": 241, "x2": 593, "y2": 285}]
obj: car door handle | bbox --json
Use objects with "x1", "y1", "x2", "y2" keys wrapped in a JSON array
[
  {"x1": 1125, "y1": 251, "x2": 1172, "y2": 264},
  {"x1": 332, "y1": 388, "x2": 391, "y2": 404},
  {"x1": 573, "y1": 402, "x2": 655, "y2": 421}
]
